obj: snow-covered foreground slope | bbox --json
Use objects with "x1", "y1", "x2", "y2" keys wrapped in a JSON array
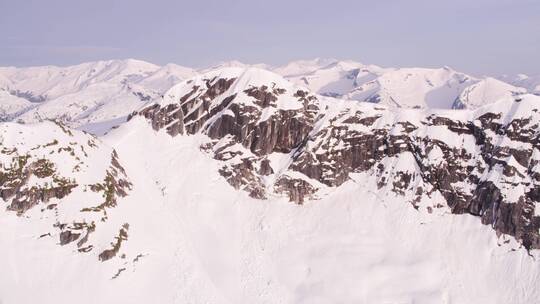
[{"x1": 3, "y1": 117, "x2": 539, "y2": 304}]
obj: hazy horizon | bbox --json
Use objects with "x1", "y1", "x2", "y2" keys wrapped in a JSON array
[{"x1": 1, "y1": 0, "x2": 539, "y2": 76}]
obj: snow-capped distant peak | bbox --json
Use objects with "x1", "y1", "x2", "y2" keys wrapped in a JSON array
[
  {"x1": 0, "y1": 59, "x2": 198, "y2": 131},
  {"x1": 160, "y1": 67, "x2": 306, "y2": 111},
  {"x1": 1, "y1": 58, "x2": 538, "y2": 135},
  {"x1": 272, "y1": 57, "x2": 340, "y2": 77},
  {"x1": 453, "y1": 77, "x2": 527, "y2": 109},
  {"x1": 498, "y1": 73, "x2": 540, "y2": 95},
  {"x1": 197, "y1": 60, "x2": 272, "y2": 74},
  {"x1": 344, "y1": 66, "x2": 477, "y2": 109}
]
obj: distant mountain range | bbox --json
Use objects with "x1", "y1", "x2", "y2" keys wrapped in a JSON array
[{"x1": 0, "y1": 58, "x2": 536, "y2": 135}]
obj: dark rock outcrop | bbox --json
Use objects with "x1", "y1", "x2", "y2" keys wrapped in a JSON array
[
  {"x1": 98, "y1": 223, "x2": 129, "y2": 262},
  {"x1": 1, "y1": 122, "x2": 133, "y2": 261},
  {"x1": 136, "y1": 69, "x2": 540, "y2": 250}
]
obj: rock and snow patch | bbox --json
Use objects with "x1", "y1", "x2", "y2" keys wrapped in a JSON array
[
  {"x1": 4, "y1": 120, "x2": 540, "y2": 303},
  {"x1": 0, "y1": 121, "x2": 133, "y2": 268},
  {"x1": 133, "y1": 67, "x2": 540, "y2": 252}
]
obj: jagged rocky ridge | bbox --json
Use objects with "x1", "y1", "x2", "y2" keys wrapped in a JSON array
[
  {"x1": 0, "y1": 121, "x2": 132, "y2": 260},
  {"x1": 131, "y1": 67, "x2": 540, "y2": 250}
]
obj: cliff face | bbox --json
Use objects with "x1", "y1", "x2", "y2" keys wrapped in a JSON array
[{"x1": 133, "y1": 67, "x2": 540, "y2": 250}]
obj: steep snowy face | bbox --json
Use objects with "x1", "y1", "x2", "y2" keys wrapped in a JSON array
[
  {"x1": 134, "y1": 68, "x2": 540, "y2": 250},
  {"x1": 280, "y1": 60, "x2": 386, "y2": 98},
  {"x1": 197, "y1": 60, "x2": 271, "y2": 74},
  {"x1": 0, "y1": 59, "x2": 159, "y2": 99},
  {"x1": 453, "y1": 77, "x2": 527, "y2": 109},
  {"x1": 273, "y1": 58, "x2": 340, "y2": 77},
  {"x1": 345, "y1": 67, "x2": 478, "y2": 108},
  {"x1": 138, "y1": 63, "x2": 198, "y2": 93},
  {"x1": 0, "y1": 121, "x2": 132, "y2": 262},
  {"x1": 500, "y1": 74, "x2": 540, "y2": 96},
  {"x1": 0, "y1": 89, "x2": 33, "y2": 121},
  {"x1": 0, "y1": 60, "x2": 195, "y2": 130},
  {"x1": 279, "y1": 62, "x2": 519, "y2": 110}
]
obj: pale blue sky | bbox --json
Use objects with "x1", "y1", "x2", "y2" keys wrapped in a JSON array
[{"x1": 1, "y1": 0, "x2": 538, "y2": 75}]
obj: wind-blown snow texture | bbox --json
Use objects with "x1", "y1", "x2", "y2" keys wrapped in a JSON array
[{"x1": 1, "y1": 60, "x2": 540, "y2": 304}]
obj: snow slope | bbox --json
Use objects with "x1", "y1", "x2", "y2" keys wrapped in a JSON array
[
  {"x1": 346, "y1": 66, "x2": 475, "y2": 108},
  {"x1": 2, "y1": 116, "x2": 540, "y2": 303},
  {"x1": 198, "y1": 60, "x2": 271, "y2": 74},
  {"x1": 0, "y1": 89, "x2": 33, "y2": 121},
  {"x1": 273, "y1": 58, "x2": 341, "y2": 77},
  {"x1": 0, "y1": 58, "x2": 533, "y2": 132},
  {"x1": 101, "y1": 118, "x2": 540, "y2": 304},
  {"x1": 278, "y1": 60, "x2": 526, "y2": 110},
  {"x1": 0, "y1": 59, "x2": 195, "y2": 129},
  {"x1": 278, "y1": 60, "x2": 386, "y2": 98},
  {"x1": 453, "y1": 77, "x2": 526, "y2": 109},
  {"x1": 500, "y1": 74, "x2": 540, "y2": 95}
]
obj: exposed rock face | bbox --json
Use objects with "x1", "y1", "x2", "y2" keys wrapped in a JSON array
[
  {"x1": 1, "y1": 156, "x2": 78, "y2": 215},
  {"x1": 98, "y1": 223, "x2": 129, "y2": 262},
  {"x1": 134, "y1": 103, "x2": 184, "y2": 136},
  {"x1": 135, "y1": 67, "x2": 540, "y2": 250},
  {"x1": 294, "y1": 103, "x2": 540, "y2": 249},
  {"x1": 132, "y1": 68, "x2": 322, "y2": 201}
]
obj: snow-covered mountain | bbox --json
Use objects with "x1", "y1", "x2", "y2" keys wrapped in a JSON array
[
  {"x1": 198, "y1": 60, "x2": 270, "y2": 74},
  {"x1": 452, "y1": 77, "x2": 527, "y2": 109},
  {"x1": 277, "y1": 59, "x2": 528, "y2": 110},
  {"x1": 0, "y1": 59, "x2": 196, "y2": 133},
  {"x1": 275, "y1": 59, "x2": 386, "y2": 98},
  {"x1": 272, "y1": 57, "x2": 343, "y2": 77},
  {"x1": 346, "y1": 66, "x2": 477, "y2": 108},
  {"x1": 499, "y1": 74, "x2": 540, "y2": 96},
  {"x1": 0, "y1": 58, "x2": 533, "y2": 136},
  {"x1": 0, "y1": 88, "x2": 33, "y2": 121},
  {"x1": 138, "y1": 67, "x2": 540, "y2": 243},
  {"x1": 2, "y1": 66, "x2": 540, "y2": 303}
]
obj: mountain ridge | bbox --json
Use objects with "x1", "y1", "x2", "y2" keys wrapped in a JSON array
[
  {"x1": 130, "y1": 67, "x2": 540, "y2": 250},
  {"x1": 0, "y1": 58, "x2": 534, "y2": 135}
]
